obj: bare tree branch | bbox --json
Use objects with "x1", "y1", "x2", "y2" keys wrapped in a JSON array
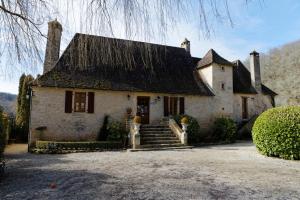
[{"x1": 0, "y1": 0, "x2": 253, "y2": 76}]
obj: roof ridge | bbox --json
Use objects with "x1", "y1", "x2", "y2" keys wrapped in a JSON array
[
  {"x1": 197, "y1": 48, "x2": 232, "y2": 69},
  {"x1": 75, "y1": 33, "x2": 187, "y2": 51}
]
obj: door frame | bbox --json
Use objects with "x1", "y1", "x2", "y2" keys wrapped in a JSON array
[{"x1": 137, "y1": 96, "x2": 150, "y2": 124}]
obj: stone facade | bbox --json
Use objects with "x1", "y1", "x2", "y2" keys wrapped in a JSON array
[
  {"x1": 30, "y1": 87, "x2": 215, "y2": 145},
  {"x1": 198, "y1": 63, "x2": 235, "y2": 118},
  {"x1": 29, "y1": 85, "x2": 273, "y2": 146},
  {"x1": 29, "y1": 21, "x2": 275, "y2": 146}
]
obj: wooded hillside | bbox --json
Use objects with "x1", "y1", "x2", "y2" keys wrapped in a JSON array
[
  {"x1": 245, "y1": 40, "x2": 300, "y2": 106},
  {"x1": 0, "y1": 92, "x2": 16, "y2": 115}
]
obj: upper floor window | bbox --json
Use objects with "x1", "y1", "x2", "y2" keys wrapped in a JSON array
[{"x1": 74, "y1": 92, "x2": 86, "y2": 112}]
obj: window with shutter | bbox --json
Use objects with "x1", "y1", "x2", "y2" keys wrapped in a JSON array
[
  {"x1": 169, "y1": 97, "x2": 178, "y2": 115},
  {"x1": 164, "y1": 96, "x2": 169, "y2": 116},
  {"x1": 74, "y1": 92, "x2": 86, "y2": 112},
  {"x1": 87, "y1": 92, "x2": 95, "y2": 113},
  {"x1": 65, "y1": 91, "x2": 73, "y2": 113},
  {"x1": 179, "y1": 97, "x2": 185, "y2": 115}
]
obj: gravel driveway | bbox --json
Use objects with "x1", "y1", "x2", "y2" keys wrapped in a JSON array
[{"x1": 1, "y1": 142, "x2": 299, "y2": 200}]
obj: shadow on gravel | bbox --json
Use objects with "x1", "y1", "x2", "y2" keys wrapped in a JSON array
[
  {"x1": 0, "y1": 153, "x2": 116, "y2": 200},
  {"x1": 193, "y1": 141, "x2": 254, "y2": 150}
]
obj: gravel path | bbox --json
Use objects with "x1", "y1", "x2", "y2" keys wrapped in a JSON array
[{"x1": 0, "y1": 142, "x2": 299, "y2": 200}]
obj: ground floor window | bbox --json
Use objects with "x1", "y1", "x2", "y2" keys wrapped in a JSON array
[
  {"x1": 242, "y1": 96, "x2": 248, "y2": 119},
  {"x1": 74, "y1": 92, "x2": 86, "y2": 112},
  {"x1": 65, "y1": 91, "x2": 95, "y2": 113},
  {"x1": 164, "y1": 96, "x2": 184, "y2": 116}
]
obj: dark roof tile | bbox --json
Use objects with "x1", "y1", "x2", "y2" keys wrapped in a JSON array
[
  {"x1": 33, "y1": 34, "x2": 213, "y2": 96},
  {"x1": 196, "y1": 49, "x2": 233, "y2": 69},
  {"x1": 233, "y1": 60, "x2": 277, "y2": 96}
]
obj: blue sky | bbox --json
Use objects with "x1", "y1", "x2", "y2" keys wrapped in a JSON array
[{"x1": 1, "y1": 0, "x2": 300, "y2": 94}]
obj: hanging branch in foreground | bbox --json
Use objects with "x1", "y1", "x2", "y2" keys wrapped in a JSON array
[{"x1": 0, "y1": 0, "x2": 251, "y2": 74}]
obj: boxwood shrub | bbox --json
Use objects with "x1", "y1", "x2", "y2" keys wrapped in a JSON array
[
  {"x1": 173, "y1": 115, "x2": 201, "y2": 144},
  {"x1": 97, "y1": 115, "x2": 127, "y2": 145},
  {"x1": 252, "y1": 106, "x2": 300, "y2": 160},
  {"x1": 212, "y1": 117, "x2": 237, "y2": 143}
]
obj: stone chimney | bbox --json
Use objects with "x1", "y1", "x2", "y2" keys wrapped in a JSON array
[
  {"x1": 250, "y1": 51, "x2": 262, "y2": 92},
  {"x1": 43, "y1": 19, "x2": 62, "y2": 74},
  {"x1": 181, "y1": 38, "x2": 190, "y2": 54}
]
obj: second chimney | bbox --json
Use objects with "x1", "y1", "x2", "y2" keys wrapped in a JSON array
[
  {"x1": 43, "y1": 19, "x2": 62, "y2": 74},
  {"x1": 181, "y1": 38, "x2": 190, "y2": 54},
  {"x1": 250, "y1": 51, "x2": 262, "y2": 92}
]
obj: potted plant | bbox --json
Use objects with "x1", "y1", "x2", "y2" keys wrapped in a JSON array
[
  {"x1": 180, "y1": 116, "x2": 188, "y2": 145},
  {"x1": 133, "y1": 115, "x2": 141, "y2": 124}
]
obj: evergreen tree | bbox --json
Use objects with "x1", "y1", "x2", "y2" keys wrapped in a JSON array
[
  {"x1": 0, "y1": 105, "x2": 5, "y2": 156},
  {"x1": 16, "y1": 74, "x2": 26, "y2": 141},
  {"x1": 16, "y1": 74, "x2": 26, "y2": 123},
  {"x1": 16, "y1": 75, "x2": 34, "y2": 141}
]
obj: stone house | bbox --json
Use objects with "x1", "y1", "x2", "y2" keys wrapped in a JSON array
[{"x1": 29, "y1": 20, "x2": 276, "y2": 147}]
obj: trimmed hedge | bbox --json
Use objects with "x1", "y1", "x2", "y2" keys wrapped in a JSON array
[
  {"x1": 97, "y1": 116, "x2": 127, "y2": 145},
  {"x1": 212, "y1": 117, "x2": 237, "y2": 143},
  {"x1": 252, "y1": 106, "x2": 300, "y2": 160},
  {"x1": 35, "y1": 141, "x2": 123, "y2": 153}
]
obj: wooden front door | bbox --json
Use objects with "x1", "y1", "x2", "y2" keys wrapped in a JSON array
[
  {"x1": 242, "y1": 97, "x2": 248, "y2": 119},
  {"x1": 137, "y1": 96, "x2": 150, "y2": 124}
]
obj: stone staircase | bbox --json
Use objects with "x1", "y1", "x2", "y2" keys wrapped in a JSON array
[{"x1": 139, "y1": 121, "x2": 184, "y2": 149}]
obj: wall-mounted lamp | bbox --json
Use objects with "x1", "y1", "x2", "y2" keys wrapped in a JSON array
[
  {"x1": 157, "y1": 96, "x2": 161, "y2": 101},
  {"x1": 127, "y1": 94, "x2": 131, "y2": 100}
]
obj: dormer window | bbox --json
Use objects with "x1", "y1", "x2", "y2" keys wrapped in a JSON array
[{"x1": 221, "y1": 82, "x2": 225, "y2": 90}]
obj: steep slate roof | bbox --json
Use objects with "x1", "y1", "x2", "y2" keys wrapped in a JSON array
[
  {"x1": 34, "y1": 34, "x2": 276, "y2": 97},
  {"x1": 233, "y1": 60, "x2": 277, "y2": 96},
  {"x1": 196, "y1": 49, "x2": 233, "y2": 69},
  {"x1": 33, "y1": 33, "x2": 213, "y2": 96},
  {"x1": 233, "y1": 60, "x2": 257, "y2": 94}
]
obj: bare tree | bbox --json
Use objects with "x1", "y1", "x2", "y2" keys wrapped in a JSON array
[
  {"x1": 0, "y1": 0, "x2": 249, "y2": 74},
  {"x1": 0, "y1": 0, "x2": 50, "y2": 74}
]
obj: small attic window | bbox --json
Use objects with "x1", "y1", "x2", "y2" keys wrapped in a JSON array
[
  {"x1": 221, "y1": 82, "x2": 225, "y2": 90},
  {"x1": 221, "y1": 66, "x2": 225, "y2": 71}
]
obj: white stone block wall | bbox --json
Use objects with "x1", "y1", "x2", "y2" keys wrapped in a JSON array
[
  {"x1": 30, "y1": 85, "x2": 273, "y2": 145},
  {"x1": 233, "y1": 93, "x2": 273, "y2": 122}
]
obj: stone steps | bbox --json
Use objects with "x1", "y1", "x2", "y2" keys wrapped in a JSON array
[
  {"x1": 139, "y1": 143, "x2": 184, "y2": 149},
  {"x1": 140, "y1": 123, "x2": 182, "y2": 149},
  {"x1": 128, "y1": 145, "x2": 193, "y2": 152},
  {"x1": 141, "y1": 125, "x2": 169, "y2": 130},
  {"x1": 141, "y1": 127, "x2": 170, "y2": 131},
  {"x1": 142, "y1": 136, "x2": 177, "y2": 140},
  {"x1": 140, "y1": 131, "x2": 173, "y2": 134},
  {"x1": 141, "y1": 134, "x2": 175, "y2": 138},
  {"x1": 142, "y1": 140, "x2": 180, "y2": 144}
]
